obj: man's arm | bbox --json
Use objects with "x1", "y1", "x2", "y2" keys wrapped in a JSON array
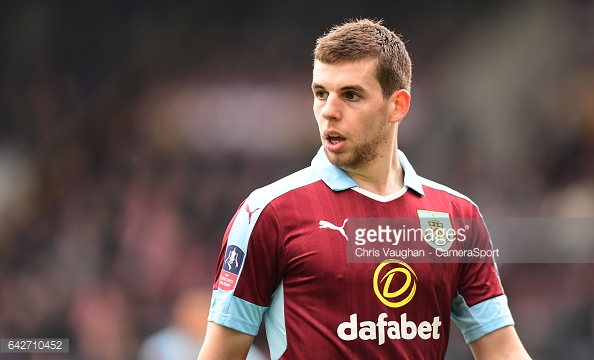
[
  {"x1": 469, "y1": 325, "x2": 531, "y2": 360},
  {"x1": 197, "y1": 322, "x2": 255, "y2": 360}
]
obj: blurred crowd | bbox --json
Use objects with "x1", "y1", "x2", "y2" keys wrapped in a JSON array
[{"x1": 0, "y1": 0, "x2": 593, "y2": 359}]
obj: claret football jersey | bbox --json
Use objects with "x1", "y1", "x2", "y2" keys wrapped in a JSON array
[{"x1": 208, "y1": 148, "x2": 514, "y2": 359}]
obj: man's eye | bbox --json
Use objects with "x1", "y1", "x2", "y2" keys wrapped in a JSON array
[
  {"x1": 316, "y1": 91, "x2": 329, "y2": 100},
  {"x1": 344, "y1": 92, "x2": 361, "y2": 100}
]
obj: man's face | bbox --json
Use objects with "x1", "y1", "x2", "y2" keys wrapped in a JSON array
[{"x1": 312, "y1": 59, "x2": 395, "y2": 171}]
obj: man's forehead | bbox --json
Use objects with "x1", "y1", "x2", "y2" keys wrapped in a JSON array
[{"x1": 312, "y1": 59, "x2": 380, "y2": 89}]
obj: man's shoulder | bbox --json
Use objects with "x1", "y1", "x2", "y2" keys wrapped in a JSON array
[
  {"x1": 226, "y1": 165, "x2": 325, "y2": 239},
  {"x1": 246, "y1": 165, "x2": 322, "y2": 209},
  {"x1": 418, "y1": 176, "x2": 478, "y2": 208}
]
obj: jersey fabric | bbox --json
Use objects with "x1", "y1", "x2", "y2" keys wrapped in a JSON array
[{"x1": 208, "y1": 147, "x2": 514, "y2": 359}]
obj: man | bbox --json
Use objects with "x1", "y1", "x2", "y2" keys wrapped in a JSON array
[{"x1": 198, "y1": 19, "x2": 531, "y2": 359}]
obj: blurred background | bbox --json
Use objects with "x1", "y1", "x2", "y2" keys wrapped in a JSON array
[{"x1": 1, "y1": 0, "x2": 593, "y2": 359}]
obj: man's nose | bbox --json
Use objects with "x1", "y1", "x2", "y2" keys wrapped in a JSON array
[{"x1": 320, "y1": 93, "x2": 342, "y2": 121}]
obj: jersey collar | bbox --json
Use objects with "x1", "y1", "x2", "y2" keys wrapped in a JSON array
[{"x1": 311, "y1": 147, "x2": 425, "y2": 196}]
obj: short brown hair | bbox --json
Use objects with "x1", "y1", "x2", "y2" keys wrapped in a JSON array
[{"x1": 314, "y1": 19, "x2": 412, "y2": 98}]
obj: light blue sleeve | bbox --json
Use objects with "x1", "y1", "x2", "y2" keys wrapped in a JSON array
[
  {"x1": 451, "y1": 294, "x2": 515, "y2": 344},
  {"x1": 208, "y1": 289, "x2": 267, "y2": 336}
]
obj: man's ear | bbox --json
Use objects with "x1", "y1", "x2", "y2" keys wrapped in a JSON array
[{"x1": 389, "y1": 89, "x2": 411, "y2": 123}]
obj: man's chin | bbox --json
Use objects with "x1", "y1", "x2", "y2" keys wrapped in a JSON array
[{"x1": 324, "y1": 148, "x2": 353, "y2": 169}]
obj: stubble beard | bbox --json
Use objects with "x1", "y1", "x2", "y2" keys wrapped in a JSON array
[{"x1": 323, "y1": 121, "x2": 392, "y2": 171}]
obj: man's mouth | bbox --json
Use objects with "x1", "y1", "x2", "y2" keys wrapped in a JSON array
[{"x1": 326, "y1": 133, "x2": 346, "y2": 145}]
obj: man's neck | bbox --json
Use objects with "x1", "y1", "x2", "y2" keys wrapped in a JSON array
[{"x1": 343, "y1": 149, "x2": 404, "y2": 196}]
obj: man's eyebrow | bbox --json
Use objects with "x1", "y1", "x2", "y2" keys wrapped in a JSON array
[
  {"x1": 311, "y1": 83, "x2": 366, "y2": 93},
  {"x1": 340, "y1": 85, "x2": 365, "y2": 93}
]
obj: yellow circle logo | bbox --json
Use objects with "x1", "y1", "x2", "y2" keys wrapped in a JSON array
[{"x1": 373, "y1": 259, "x2": 417, "y2": 308}]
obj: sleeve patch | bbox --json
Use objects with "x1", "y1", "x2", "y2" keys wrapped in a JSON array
[{"x1": 218, "y1": 245, "x2": 245, "y2": 291}]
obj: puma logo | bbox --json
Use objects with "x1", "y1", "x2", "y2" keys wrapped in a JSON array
[
  {"x1": 319, "y1": 218, "x2": 349, "y2": 240},
  {"x1": 244, "y1": 203, "x2": 261, "y2": 224}
]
